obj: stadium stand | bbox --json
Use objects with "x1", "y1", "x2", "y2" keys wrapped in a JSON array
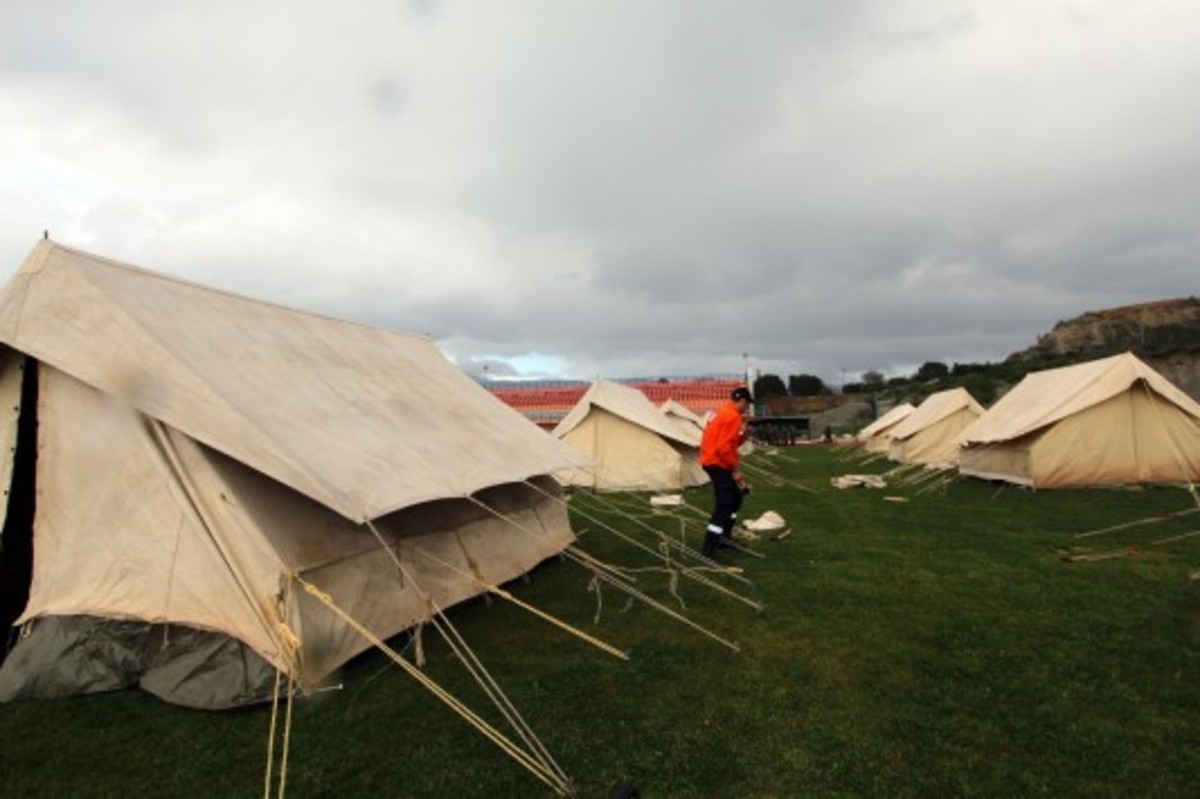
[{"x1": 488, "y1": 376, "x2": 744, "y2": 428}]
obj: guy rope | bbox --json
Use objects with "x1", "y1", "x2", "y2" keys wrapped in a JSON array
[
  {"x1": 298, "y1": 576, "x2": 575, "y2": 797},
  {"x1": 466, "y1": 496, "x2": 743, "y2": 651},
  {"x1": 526, "y1": 485, "x2": 762, "y2": 610}
]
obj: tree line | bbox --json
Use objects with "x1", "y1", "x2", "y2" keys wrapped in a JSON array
[{"x1": 753, "y1": 360, "x2": 1007, "y2": 405}]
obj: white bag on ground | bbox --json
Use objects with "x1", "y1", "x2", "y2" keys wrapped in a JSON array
[{"x1": 742, "y1": 510, "x2": 786, "y2": 532}]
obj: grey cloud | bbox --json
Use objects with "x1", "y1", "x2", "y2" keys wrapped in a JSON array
[{"x1": 2, "y1": 1, "x2": 1199, "y2": 386}]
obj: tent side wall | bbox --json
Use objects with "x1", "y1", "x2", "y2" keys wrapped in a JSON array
[
  {"x1": 1, "y1": 365, "x2": 576, "y2": 708},
  {"x1": 667, "y1": 440, "x2": 710, "y2": 488},
  {"x1": 0, "y1": 364, "x2": 291, "y2": 708},
  {"x1": 958, "y1": 438, "x2": 1036, "y2": 486},
  {"x1": 0, "y1": 350, "x2": 36, "y2": 641},
  {"x1": 284, "y1": 481, "x2": 573, "y2": 685},
  {"x1": 1026, "y1": 388, "x2": 1200, "y2": 487},
  {"x1": 11, "y1": 365, "x2": 287, "y2": 655},
  {"x1": 557, "y1": 408, "x2": 693, "y2": 491},
  {"x1": 0, "y1": 348, "x2": 23, "y2": 535},
  {"x1": 960, "y1": 387, "x2": 1200, "y2": 488}
]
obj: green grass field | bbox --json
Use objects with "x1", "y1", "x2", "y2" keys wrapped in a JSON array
[{"x1": 2, "y1": 447, "x2": 1199, "y2": 798}]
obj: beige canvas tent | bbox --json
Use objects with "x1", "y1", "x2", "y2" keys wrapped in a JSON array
[
  {"x1": 660, "y1": 399, "x2": 706, "y2": 437},
  {"x1": 858, "y1": 403, "x2": 915, "y2": 453},
  {"x1": 0, "y1": 241, "x2": 583, "y2": 709},
  {"x1": 553, "y1": 380, "x2": 708, "y2": 491},
  {"x1": 888, "y1": 388, "x2": 984, "y2": 465},
  {"x1": 958, "y1": 352, "x2": 1200, "y2": 488}
]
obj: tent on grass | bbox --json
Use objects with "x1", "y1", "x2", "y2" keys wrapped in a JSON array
[
  {"x1": 0, "y1": 240, "x2": 583, "y2": 709},
  {"x1": 958, "y1": 352, "x2": 1200, "y2": 488},
  {"x1": 858, "y1": 403, "x2": 915, "y2": 453},
  {"x1": 553, "y1": 379, "x2": 707, "y2": 491},
  {"x1": 888, "y1": 388, "x2": 984, "y2": 465}
]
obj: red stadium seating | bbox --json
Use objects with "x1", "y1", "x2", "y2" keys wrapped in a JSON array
[{"x1": 490, "y1": 378, "x2": 743, "y2": 426}]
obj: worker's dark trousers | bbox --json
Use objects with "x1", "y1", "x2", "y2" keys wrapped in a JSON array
[{"x1": 702, "y1": 465, "x2": 742, "y2": 555}]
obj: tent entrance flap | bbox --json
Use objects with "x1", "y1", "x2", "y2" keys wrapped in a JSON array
[{"x1": 0, "y1": 355, "x2": 37, "y2": 654}]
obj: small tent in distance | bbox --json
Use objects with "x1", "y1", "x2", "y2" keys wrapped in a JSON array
[
  {"x1": 660, "y1": 398, "x2": 707, "y2": 437},
  {"x1": 858, "y1": 403, "x2": 915, "y2": 454},
  {"x1": 553, "y1": 380, "x2": 708, "y2": 491},
  {"x1": 888, "y1": 388, "x2": 984, "y2": 466},
  {"x1": 0, "y1": 240, "x2": 582, "y2": 709},
  {"x1": 958, "y1": 352, "x2": 1200, "y2": 488}
]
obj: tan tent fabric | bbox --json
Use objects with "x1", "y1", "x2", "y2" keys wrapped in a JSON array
[
  {"x1": 0, "y1": 349, "x2": 23, "y2": 535},
  {"x1": 959, "y1": 352, "x2": 1200, "y2": 487},
  {"x1": 888, "y1": 388, "x2": 984, "y2": 465},
  {"x1": 0, "y1": 241, "x2": 579, "y2": 708},
  {"x1": 555, "y1": 380, "x2": 700, "y2": 447},
  {"x1": 0, "y1": 242, "x2": 584, "y2": 521},
  {"x1": 660, "y1": 399, "x2": 706, "y2": 436},
  {"x1": 858, "y1": 403, "x2": 915, "y2": 453},
  {"x1": 553, "y1": 380, "x2": 707, "y2": 491}
]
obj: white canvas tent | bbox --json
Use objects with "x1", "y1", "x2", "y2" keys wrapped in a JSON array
[
  {"x1": 888, "y1": 388, "x2": 984, "y2": 465},
  {"x1": 0, "y1": 241, "x2": 583, "y2": 709},
  {"x1": 858, "y1": 403, "x2": 915, "y2": 453},
  {"x1": 553, "y1": 380, "x2": 708, "y2": 491},
  {"x1": 958, "y1": 352, "x2": 1200, "y2": 488}
]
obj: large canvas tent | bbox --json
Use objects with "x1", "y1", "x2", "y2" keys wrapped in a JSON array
[
  {"x1": 0, "y1": 241, "x2": 582, "y2": 709},
  {"x1": 958, "y1": 352, "x2": 1200, "y2": 488},
  {"x1": 858, "y1": 403, "x2": 915, "y2": 453},
  {"x1": 553, "y1": 380, "x2": 707, "y2": 491},
  {"x1": 888, "y1": 388, "x2": 984, "y2": 465}
]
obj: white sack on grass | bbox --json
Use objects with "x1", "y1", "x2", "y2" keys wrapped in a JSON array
[
  {"x1": 743, "y1": 510, "x2": 786, "y2": 531},
  {"x1": 831, "y1": 474, "x2": 888, "y2": 490}
]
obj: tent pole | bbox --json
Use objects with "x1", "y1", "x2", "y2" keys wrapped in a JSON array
[
  {"x1": 363, "y1": 521, "x2": 572, "y2": 790},
  {"x1": 411, "y1": 544, "x2": 628, "y2": 661},
  {"x1": 298, "y1": 578, "x2": 573, "y2": 796},
  {"x1": 525, "y1": 487, "x2": 762, "y2": 608},
  {"x1": 465, "y1": 497, "x2": 745, "y2": 650}
]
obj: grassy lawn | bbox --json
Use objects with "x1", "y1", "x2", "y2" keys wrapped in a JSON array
[{"x1": 2, "y1": 446, "x2": 1199, "y2": 797}]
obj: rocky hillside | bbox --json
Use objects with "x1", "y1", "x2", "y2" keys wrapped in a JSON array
[
  {"x1": 797, "y1": 296, "x2": 1200, "y2": 434},
  {"x1": 1021, "y1": 297, "x2": 1200, "y2": 358},
  {"x1": 1008, "y1": 296, "x2": 1200, "y2": 399}
]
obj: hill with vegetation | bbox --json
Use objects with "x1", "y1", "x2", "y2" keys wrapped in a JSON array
[
  {"x1": 861, "y1": 296, "x2": 1200, "y2": 412},
  {"x1": 1018, "y1": 297, "x2": 1200, "y2": 363},
  {"x1": 757, "y1": 297, "x2": 1200, "y2": 431}
]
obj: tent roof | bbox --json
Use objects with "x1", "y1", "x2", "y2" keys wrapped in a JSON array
[
  {"x1": 859, "y1": 403, "x2": 915, "y2": 438},
  {"x1": 961, "y1": 352, "x2": 1200, "y2": 445},
  {"x1": 553, "y1": 379, "x2": 701, "y2": 447},
  {"x1": 0, "y1": 241, "x2": 583, "y2": 522},
  {"x1": 660, "y1": 398, "x2": 705, "y2": 427},
  {"x1": 889, "y1": 388, "x2": 983, "y2": 442}
]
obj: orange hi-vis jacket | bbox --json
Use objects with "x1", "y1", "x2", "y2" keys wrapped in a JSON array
[{"x1": 700, "y1": 400, "x2": 747, "y2": 470}]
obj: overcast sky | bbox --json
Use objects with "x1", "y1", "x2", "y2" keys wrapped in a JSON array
[{"x1": 3, "y1": 1, "x2": 1197, "y2": 386}]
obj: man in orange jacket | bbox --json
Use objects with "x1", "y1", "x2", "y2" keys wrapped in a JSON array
[{"x1": 700, "y1": 386, "x2": 753, "y2": 557}]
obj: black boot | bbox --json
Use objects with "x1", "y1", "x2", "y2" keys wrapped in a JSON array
[{"x1": 702, "y1": 532, "x2": 719, "y2": 557}]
